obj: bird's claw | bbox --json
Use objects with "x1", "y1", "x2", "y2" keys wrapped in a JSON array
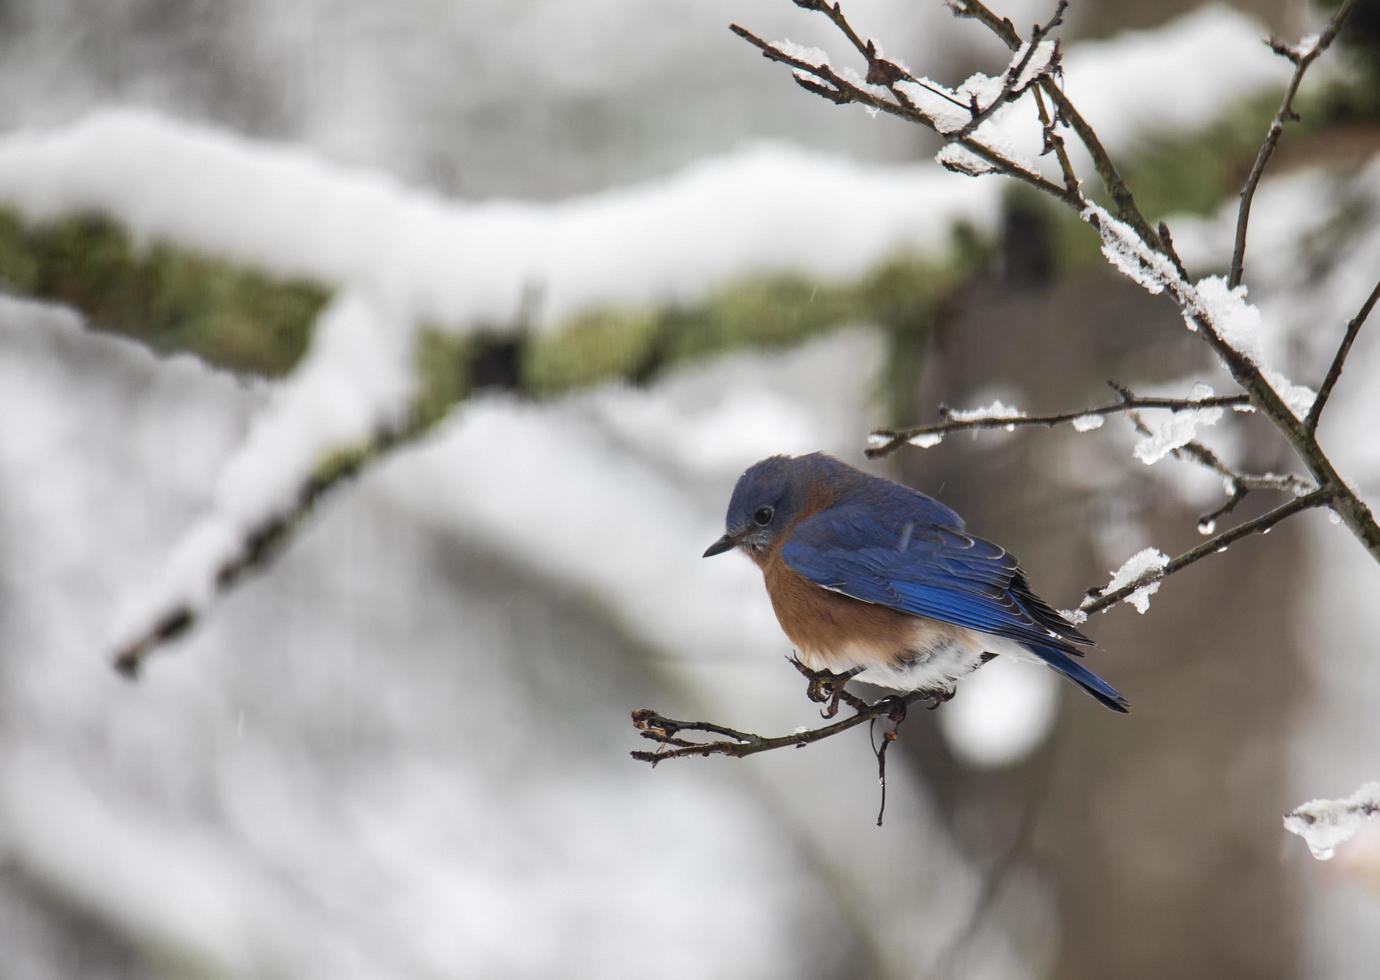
[
  {"x1": 789, "y1": 657, "x2": 862, "y2": 718},
  {"x1": 808, "y1": 672, "x2": 850, "y2": 718},
  {"x1": 925, "y1": 686, "x2": 956, "y2": 710}
]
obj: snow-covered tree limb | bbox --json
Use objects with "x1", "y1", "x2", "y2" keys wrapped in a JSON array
[{"x1": 735, "y1": 0, "x2": 1380, "y2": 594}]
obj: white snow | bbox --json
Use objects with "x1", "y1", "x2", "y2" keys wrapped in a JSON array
[
  {"x1": 1071, "y1": 414, "x2": 1104, "y2": 432},
  {"x1": 1132, "y1": 383, "x2": 1224, "y2": 465},
  {"x1": 908, "y1": 432, "x2": 945, "y2": 449},
  {"x1": 935, "y1": 143, "x2": 998, "y2": 177},
  {"x1": 946, "y1": 399, "x2": 1026, "y2": 422},
  {"x1": 1008, "y1": 39, "x2": 1060, "y2": 91},
  {"x1": 0, "y1": 110, "x2": 1010, "y2": 667},
  {"x1": 773, "y1": 40, "x2": 831, "y2": 68},
  {"x1": 1192, "y1": 276, "x2": 1316, "y2": 419},
  {"x1": 0, "y1": 110, "x2": 1001, "y2": 332},
  {"x1": 106, "y1": 289, "x2": 413, "y2": 656},
  {"x1": 1099, "y1": 547, "x2": 1170, "y2": 614},
  {"x1": 1284, "y1": 783, "x2": 1380, "y2": 860},
  {"x1": 1082, "y1": 203, "x2": 1179, "y2": 297},
  {"x1": 907, "y1": 6, "x2": 1287, "y2": 187},
  {"x1": 894, "y1": 78, "x2": 972, "y2": 135}
]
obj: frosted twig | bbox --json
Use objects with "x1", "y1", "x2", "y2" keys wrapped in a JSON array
[
  {"x1": 728, "y1": 23, "x2": 1075, "y2": 203},
  {"x1": 865, "y1": 391, "x2": 1250, "y2": 458},
  {"x1": 1285, "y1": 782, "x2": 1380, "y2": 861},
  {"x1": 948, "y1": 1, "x2": 1067, "y2": 143},
  {"x1": 1229, "y1": 0, "x2": 1357, "y2": 290},
  {"x1": 1305, "y1": 277, "x2": 1380, "y2": 435},
  {"x1": 1079, "y1": 487, "x2": 1336, "y2": 617},
  {"x1": 1107, "y1": 381, "x2": 1314, "y2": 529}
]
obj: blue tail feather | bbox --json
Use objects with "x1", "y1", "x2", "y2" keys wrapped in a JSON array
[{"x1": 1028, "y1": 642, "x2": 1130, "y2": 713}]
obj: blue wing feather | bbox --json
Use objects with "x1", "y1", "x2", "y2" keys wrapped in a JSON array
[
  {"x1": 782, "y1": 507, "x2": 1090, "y2": 650},
  {"x1": 781, "y1": 497, "x2": 1129, "y2": 711}
]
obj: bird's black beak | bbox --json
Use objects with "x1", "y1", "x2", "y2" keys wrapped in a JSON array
[{"x1": 702, "y1": 533, "x2": 737, "y2": 558}]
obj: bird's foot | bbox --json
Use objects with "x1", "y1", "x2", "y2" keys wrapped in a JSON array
[
  {"x1": 789, "y1": 657, "x2": 865, "y2": 718},
  {"x1": 881, "y1": 695, "x2": 908, "y2": 723},
  {"x1": 923, "y1": 685, "x2": 956, "y2": 710}
]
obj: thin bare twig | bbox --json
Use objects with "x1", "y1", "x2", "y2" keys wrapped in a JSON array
[
  {"x1": 1306, "y1": 277, "x2": 1380, "y2": 434},
  {"x1": 630, "y1": 688, "x2": 935, "y2": 764},
  {"x1": 1229, "y1": 0, "x2": 1358, "y2": 289},
  {"x1": 632, "y1": 656, "x2": 951, "y2": 765},
  {"x1": 1032, "y1": 84, "x2": 1078, "y2": 196},
  {"x1": 869, "y1": 700, "x2": 909, "y2": 826}
]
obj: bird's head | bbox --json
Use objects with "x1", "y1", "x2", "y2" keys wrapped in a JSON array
[{"x1": 703, "y1": 454, "x2": 825, "y2": 558}]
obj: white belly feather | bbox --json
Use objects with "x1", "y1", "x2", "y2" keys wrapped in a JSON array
[{"x1": 796, "y1": 619, "x2": 1036, "y2": 693}]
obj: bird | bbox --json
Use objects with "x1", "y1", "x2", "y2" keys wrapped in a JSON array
[{"x1": 703, "y1": 452, "x2": 1129, "y2": 712}]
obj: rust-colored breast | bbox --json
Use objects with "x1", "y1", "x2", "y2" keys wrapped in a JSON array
[{"x1": 757, "y1": 548, "x2": 917, "y2": 670}]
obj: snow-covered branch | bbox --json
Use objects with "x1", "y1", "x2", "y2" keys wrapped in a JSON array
[
  {"x1": 728, "y1": 18, "x2": 1073, "y2": 203},
  {"x1": 865, "y1": 388, "x2": 1250, "y2": 457},
  {"x1": 1076, "y1": 487, "x2": 1336, "y2": 620},
  {"x1": 737, "y1": 0, "x2": 1380, "y2": 592}
]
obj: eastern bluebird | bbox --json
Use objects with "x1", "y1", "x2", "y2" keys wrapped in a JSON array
[{"x1": 704, "y1": 453, "x2": 1129, "y2": 711}]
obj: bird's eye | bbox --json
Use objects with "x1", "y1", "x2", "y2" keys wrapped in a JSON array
[{"x1": 753, "y1": 506, "x2": 775, "y2": 526}]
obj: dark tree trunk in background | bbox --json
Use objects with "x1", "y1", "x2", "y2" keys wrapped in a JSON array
[{"x1": 889, "y1": 251, "x2": 1306, "y2": 979}]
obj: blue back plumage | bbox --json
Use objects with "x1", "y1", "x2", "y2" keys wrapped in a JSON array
[{"x1": 751, "y1": 455, "x2": 1128, "y2": 712}]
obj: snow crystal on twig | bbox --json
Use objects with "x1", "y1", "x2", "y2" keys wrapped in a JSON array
[
  {"x1": 1071, "y1": 414, "x2": 1104, "y2": 432},
  {"x1": 773, "y1": 40, "x2": 831, "y2": 67},
  {"x1": 894, "y1": 79, "x2": 971, "y2": 134},
  {"x1": 947, "y1": 399, "x2": 1026, "y2": 422},
  {"x1": 1191, "y1": 276, "x2": 1316, "y2": 419},
  {"x1": 1132, "y1": 383, "x2": 1223, "y2": 465},
  {"x1": 908, "y1": 433, "x2": 944, "y2": 449},
  {"x1": 1008, "y1": 39, "x2": 1059, "y2": 89},
  {"x1": 1284, "y1": 782, "x2": 1380, "y2": 860},
  {"x1": 1101, "y1": 547, "x2": 1170, "y2": 614},
  {"x1": 833, "y1": 65, "x2": 896, "y2": 101},
  {"x1": 1082, "y1": 204, "x2": 1181, "y2": 297},
  {"x1": 936, "y1": 144, "x2": 997, "y2": 177}
]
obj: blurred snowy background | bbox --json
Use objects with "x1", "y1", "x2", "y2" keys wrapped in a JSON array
[{"x1": 1, "y1": 1, "x2": 1379, "y2": 978}]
